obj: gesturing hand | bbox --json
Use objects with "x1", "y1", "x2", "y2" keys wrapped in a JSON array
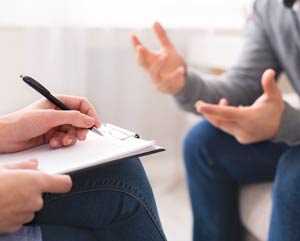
[
  {"x1": 131, "y1": 22, "x2": 186, "y2": 94},
  {"x1": 0, "y1": 160, "x2": 72, "y2": 233},
  {"x1": 195, "y1": 69, "x2": 285, "y2": 144},
  {"x1": 0, "y1": 95, "x2": 100, "y2": 153}
]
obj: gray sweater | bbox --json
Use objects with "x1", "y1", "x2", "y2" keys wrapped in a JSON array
[{"x1": 174, "y1": 0, "x2": 300, "y2": 146}]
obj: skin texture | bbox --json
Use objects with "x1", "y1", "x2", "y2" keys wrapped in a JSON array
[
  {"x1": 194, "y1": 69, "x2": 284, "y2": 144},
  {"x1": 131, "y1": 22, "x2": 186, "y2": 94},
  {"x1": 0, "y1": 160, "x2": 72, "y2": 233},
  {"x1": 132, "y1": 23, "x2": 284, "y2": 144},
  {"x1": 0, "y1": 95, "x2": 100, "y2": 153},
  {"x1": 0, "y1": 95, "x2": 100, "y2": 233}
]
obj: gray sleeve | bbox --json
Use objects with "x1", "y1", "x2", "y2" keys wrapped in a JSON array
[
  {"x1": 174, "y1": 0, "x2": 282, "y2": 114},
  {"x1": 174, "y1": 0, "x2": 300, "y2": 146},
  {"x1": 273, "y1": 102, "x2": 300, "y2": 146}
]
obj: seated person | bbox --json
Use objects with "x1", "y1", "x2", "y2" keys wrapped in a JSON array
[
  {"x1": 0, "y1": 95, "x2": 167, "y2": 241},
  {"x1": 131, "y1": 0, "x2": 300, "y2": 240}
]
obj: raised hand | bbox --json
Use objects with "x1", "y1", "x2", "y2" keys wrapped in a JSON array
[
  {"x1": 195, "y1": 69, "x2": 284, "y2": 144},
  {"x1": 131, "y1": 22, "x2": 186, "y2": 94}
]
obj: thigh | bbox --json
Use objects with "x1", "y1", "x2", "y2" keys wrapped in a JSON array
[
  {"x1": 269, "y1": 147, "x2": 300, "y2": 241},
  {"x1": 40, "y1": 225, "x2": 97, "y2": 241},
  {"x1": 0, "y1": 226, "x2": 41, "y2": 241},
  {"x1": 184, "y1": 120, "x2": 289, "y2": 183},
  {"x1": 33, "y1": 158, "x2": 166, "y2": 241}
]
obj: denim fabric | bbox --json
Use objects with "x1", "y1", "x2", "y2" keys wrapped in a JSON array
[
  {"x1": 0, "y1": 226, "x2": 42, "y2": 241},
  {"x1": 183, "y1": 120, "x2": 300, "y2": 241},
  {"x1": 1, "y1": 158, "x2": 166, "y2": 241}
]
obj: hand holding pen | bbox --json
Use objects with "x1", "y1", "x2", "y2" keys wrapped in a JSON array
[
  {"x1": 0, "y1": 76, "x2": 102, "y2": 153},
  {"x1": 21, "y1": 75, "x2": 103, "y2": 137}
]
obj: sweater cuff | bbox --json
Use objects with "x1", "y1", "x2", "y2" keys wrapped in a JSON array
[
  {"x1": 273, "y1": 102, "x2": 300, "y2": 146},
  {"x1": 173, "y1": 68, "x2": 203, "y2": 105}
]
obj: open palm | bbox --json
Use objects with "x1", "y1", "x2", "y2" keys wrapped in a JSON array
[{"x1": 131, "y1": 22, "x2": 186, "y2": 94}]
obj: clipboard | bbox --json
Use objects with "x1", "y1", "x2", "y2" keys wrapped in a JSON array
[{"x1": 0, "y1": 124, "x2": 165, "y2": 174}]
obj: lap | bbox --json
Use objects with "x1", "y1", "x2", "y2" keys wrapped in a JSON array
[
  {"x1": 184, "y1": 120, "x2": 289, "y2": 183},
  {"x1": 32, "y1": 158, "x2": 165, "y2": 240}
]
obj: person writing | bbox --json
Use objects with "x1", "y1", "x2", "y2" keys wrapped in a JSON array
[
  {"x1": 0, "y1": 95, "x2": 167, "y2": 241},
  {"x1": 131, "y1": 0, "x2": 300, "y2": 240}
]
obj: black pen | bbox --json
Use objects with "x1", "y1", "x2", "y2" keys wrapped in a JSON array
[{"x1": 20, "y1": 75, "x2": 103, "y2": 137}]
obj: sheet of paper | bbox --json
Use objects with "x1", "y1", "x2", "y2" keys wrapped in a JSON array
[{"x1": 0, "y1": 132, "x2": 158, "y2": 174}]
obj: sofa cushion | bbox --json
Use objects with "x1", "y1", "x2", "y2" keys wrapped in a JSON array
[{"x1": 239, "y1": 183, "x2": 273, "y2": 241}]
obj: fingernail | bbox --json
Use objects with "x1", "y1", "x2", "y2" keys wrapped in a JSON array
[
  {"x1": 52, "y1": 140, "x2": 59, "y2": 147},
  {"x1": 195, "y1": 101, "x2": 202, "y2": 107},
  {"x1": 66, "y1": 138, "x2": 73, "y2": 145},
  {"x1": 178, "y1": 66, "x2": 185, "y2": 74},
  {"x1": 84, "y1": 116, "x2": 95, "y2": 126}
]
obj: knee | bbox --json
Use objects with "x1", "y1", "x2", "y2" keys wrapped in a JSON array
[
  {"x1": 273, "y1": 147, "x2": 300, "y2": 205},
  {"x1": 183, "y1": 120, "x2": 223, "y2": 167}
]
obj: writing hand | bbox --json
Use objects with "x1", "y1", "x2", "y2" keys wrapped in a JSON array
[{"x1": 0, "y1": 95, "x2": 100, "y2": 153}]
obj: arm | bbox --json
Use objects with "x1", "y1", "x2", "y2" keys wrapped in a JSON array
[
  {"x1": 174, "y1": 0, "x2": 282, "y2": 113},
  {"x1": 0, "y1": 95, "x2": 100, "y2": 232},
  {"x1": 132, "y1": 3, "x2": 300, "y2": 145}
]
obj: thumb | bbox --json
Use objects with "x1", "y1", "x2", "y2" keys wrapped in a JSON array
[
  {"x1": 2, "y1": 159, "x2": 39, "y2": 170},
  {"x1": 261, "y1": 69, "x2": 280, "y2": 97},
  {"x1": 41, "y1": 110, "x2": 96, "y2": 130}
]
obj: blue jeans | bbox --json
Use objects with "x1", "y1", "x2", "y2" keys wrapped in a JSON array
[
  {"x1": 31, "y1": 158, "x2": 167, "y2": 241},
  {"x1": 184, "y1": 120, "x2": 300, "y2": 241}
]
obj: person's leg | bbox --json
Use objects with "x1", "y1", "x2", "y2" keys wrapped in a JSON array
[
  {"x1": 269, "y1": 147, "x2": 300, "y2": 241},
  {"x1": 183, "y1": 120, "x2": 288, "y2": 241},
  {"x1": 39, "y1": 225, "x2": 98, "y2": 241},
  {"x1": 32, "y1": 158, "x2": 166, "y2": 241}
]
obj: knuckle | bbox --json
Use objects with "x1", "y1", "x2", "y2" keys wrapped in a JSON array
[
  {"x1": 25, "y1": 213, "x2": 35, "y2": 223},
  {"x1": 83, "y1": 97, "x2": 89, "y2": 103},
  {"x1": 43, "y1": 110, "x2": 57, "y2": 124},
  {"x1": 33, "y1": 198, "x2": 44, "y2": 211},
  {"x1": 79, "y1": 96, "x2": 89, "y2": 104},
  {"x1": 236, "y1": 136, "x2": 250, "y2": 144},
  {"x1": 72, "y1": 110, "x2": 84, "y2": 121},
  {"x1": 35, "y1": 174, "x2": 47, "y2": 190}
]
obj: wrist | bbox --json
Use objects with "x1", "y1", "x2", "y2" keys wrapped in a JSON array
[
  {"x1": 177, "y1": 64, "x2": 188, "y2": 92},
  {"x1": 0, "y1": 113, "x2": 19, "y2": 153}
]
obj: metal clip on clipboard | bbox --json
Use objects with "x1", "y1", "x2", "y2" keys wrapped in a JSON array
[{"x1": 101, "y1": 123, "x2": 140, "y2": 141}]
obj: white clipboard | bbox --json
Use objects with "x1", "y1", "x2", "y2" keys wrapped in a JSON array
[{"x1": 0, "y1": 124, "x2": 165, "y2": 174}]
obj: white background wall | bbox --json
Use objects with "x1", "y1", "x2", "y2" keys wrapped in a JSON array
[
  {"x1": 0, "y1": 0, "x2": 255, "y2": 240},
  {"x1": 0, "y1": 27, "x2": 243, "y2": 186},
  {"x1": 0, "y1": 1, "x2": 250, "y2": 239}
]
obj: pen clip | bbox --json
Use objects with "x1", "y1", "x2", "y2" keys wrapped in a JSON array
[
  {"x1": 20, "y1": 75, "x2": 51, "y2": 96},
  {"x1": 101, "y1": 123, "x2": 140, "y2": 141}
]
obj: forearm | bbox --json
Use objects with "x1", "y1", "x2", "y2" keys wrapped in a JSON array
[
  {"x1": 174, "y1": 0, "x2": 281, "y2": 114},
  {"x1": 0, "y1": 113, "x2": 19, "y2": 153},
  {"x1": 173, "y1": 68, "x2": 263, "y2": 114}
]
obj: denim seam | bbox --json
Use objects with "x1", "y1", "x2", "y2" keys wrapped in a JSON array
[{"x1": 43, "y1": 184, "x2": 167, "y2": 241}]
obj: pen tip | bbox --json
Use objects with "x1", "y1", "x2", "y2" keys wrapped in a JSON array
[{"x1": 20, "y1": 75, "x2": 24, "y2": 79}]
